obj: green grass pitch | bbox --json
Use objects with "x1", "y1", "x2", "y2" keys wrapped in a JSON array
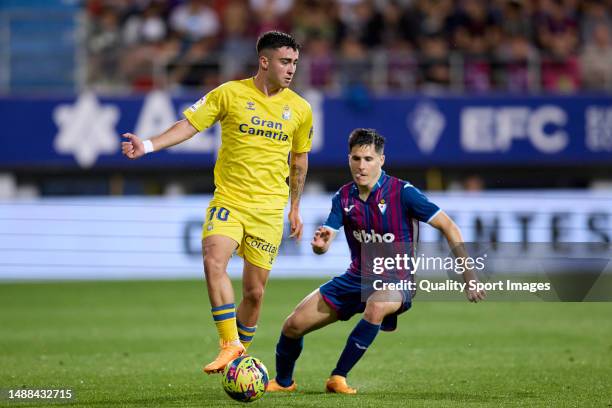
[{"x1": 1, "y1": 279, "x2": 611, "y2": 407}]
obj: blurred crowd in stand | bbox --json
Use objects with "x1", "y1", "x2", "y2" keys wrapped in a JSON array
[{"x1": 86, "y1": 0, "x2": 612, "y2": 93}]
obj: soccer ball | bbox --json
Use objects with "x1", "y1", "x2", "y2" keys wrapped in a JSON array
[{"x1": 221, "y1": 355, "x2": 269, "y2": 402}]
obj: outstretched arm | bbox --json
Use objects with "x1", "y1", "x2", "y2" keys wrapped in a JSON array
[
  {"x1": 288, "y1": 151, "x2": 308, "y2": 240},
  {"x1": 429, "y1": 211, "x2": 486, "y2": 303},
  {"x1": 122, "y1": 119, "x2": 199, "y2": 159}
]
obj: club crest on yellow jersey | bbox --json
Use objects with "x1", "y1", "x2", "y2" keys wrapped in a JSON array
[{"x1": 282, "y1": 105, "x2": 291, "y2": 120}]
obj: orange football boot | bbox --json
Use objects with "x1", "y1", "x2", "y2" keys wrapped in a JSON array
[
  {"x1": 266, "y1": 378, "x2": 297, "y2": 392},
  {"x1": 325, "y1": 375, "x2": 357, "y2": 394},
  {"x1": 203, "y1": 341, "x2": 245, "y2": 374}
]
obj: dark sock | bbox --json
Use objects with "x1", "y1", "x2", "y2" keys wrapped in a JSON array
[
  {"x1": 331, "y1": 319, "x2": 380, "y2": 378},
  {"x1": 275, "y1": 333, "x2": 304, "y2": 387}
]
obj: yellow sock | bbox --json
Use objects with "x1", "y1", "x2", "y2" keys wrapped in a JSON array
[
  {"x1": 212, "y1": 304, "x2": 239, "y2": 344},
  {"x1": 237, "y1": 320, "x2": 257, "y2": 349}
]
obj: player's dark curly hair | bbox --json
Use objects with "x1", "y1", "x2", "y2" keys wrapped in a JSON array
[
  {"x1": 348, "y1": 128, "x2": 385, "y2": 154},
  {"x1": 256, "y1": 31, "x2": 300, "y2": 54}
]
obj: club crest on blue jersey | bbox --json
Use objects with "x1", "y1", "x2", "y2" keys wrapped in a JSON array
[
  {"x1": 282, "y1": 105, "x2": 291, "y2": 120},
  {"x1": 246, "y1": 101, "x2": 256, "y2": 111},
  {"x1": 378, "y1": 199, "x2": 387, "y2": 214}
]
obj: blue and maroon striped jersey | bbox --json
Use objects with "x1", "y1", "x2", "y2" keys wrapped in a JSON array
[{"x1": 323, "y1": 171, "x2": 440, "y2": 277}]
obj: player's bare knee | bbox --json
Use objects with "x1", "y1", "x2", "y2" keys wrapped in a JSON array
[
  {"x1": 203, "y1": 255, "x2": 227, "y2": 277},
  {"x1": 242, "y1": 286, "x2": 265, "y2": 306},
  {"x1": 282, "y1": 314, "x2": 304, "y2": 338},
  {"x1": 363, "y1": 301, "x2": 387, "y2": 323}
]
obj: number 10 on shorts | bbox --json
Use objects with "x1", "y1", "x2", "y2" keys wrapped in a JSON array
[{"x1": 209, "y1": 206, "x2": 230, "y2": 222}]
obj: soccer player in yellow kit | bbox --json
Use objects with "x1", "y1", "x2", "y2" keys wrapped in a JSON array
[{"x1": 121, "y1": 31, "x2": 313, "y2": 374}]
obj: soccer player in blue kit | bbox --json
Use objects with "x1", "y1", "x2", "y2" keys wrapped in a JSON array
[{"x1": 267, "y1": 128, "x2": 486, "y2": 394}]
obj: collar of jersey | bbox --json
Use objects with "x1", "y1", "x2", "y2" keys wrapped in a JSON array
[
  {"x1": 350, "y1": 170, "x2": 387, "y2": 199},
  {"x1": 248, "y1": 77, "x2": 287, "y2": 99}
]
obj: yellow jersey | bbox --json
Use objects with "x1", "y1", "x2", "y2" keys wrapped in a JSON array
[{"x1": 184, "y1": 78, "x2": 313, "y2": 210}]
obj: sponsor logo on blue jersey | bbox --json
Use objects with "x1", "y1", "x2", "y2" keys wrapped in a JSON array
[{"x1": 353, "y1": 229, "x2": 396, "y2": 243}]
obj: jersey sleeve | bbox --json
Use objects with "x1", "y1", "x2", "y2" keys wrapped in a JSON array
[
  {"x1": 183, "y1": 85, "x2": 227, "y2": 131},
  {"x1": 401, "y1": 183, "x2": 441, "y2": 223},
  {"x1": 291, "y1": 104, "x2": 313, "y2": 153},
  {"x1": 323, "y1": 191, "x2": 343, "y2": 231}
]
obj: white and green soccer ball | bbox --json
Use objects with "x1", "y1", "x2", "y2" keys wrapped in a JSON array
[{"x1": 221, "y1": 355, "x2": 269, "y2": 403}]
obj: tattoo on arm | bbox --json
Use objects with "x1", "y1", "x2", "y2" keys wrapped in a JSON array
[{"x1": 290, "y1": 162, "x2": 306, "y2": 206}]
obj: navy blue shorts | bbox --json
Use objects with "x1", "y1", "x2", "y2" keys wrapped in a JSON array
[{"x1": 319, "y1": 272, "x2": 412, "y2": 332}]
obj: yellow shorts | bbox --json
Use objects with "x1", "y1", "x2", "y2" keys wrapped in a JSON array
[{"x1": 201, "y1": 199, "x2": 284, "y2": 270}]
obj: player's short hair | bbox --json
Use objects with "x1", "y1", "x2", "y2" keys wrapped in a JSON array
[
  {"x1": 256, "y1": 31, "x2": 300, "y2": 55},
  {"x1": 348, "y1": 128, "x2": 385, "y2": 154}
]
